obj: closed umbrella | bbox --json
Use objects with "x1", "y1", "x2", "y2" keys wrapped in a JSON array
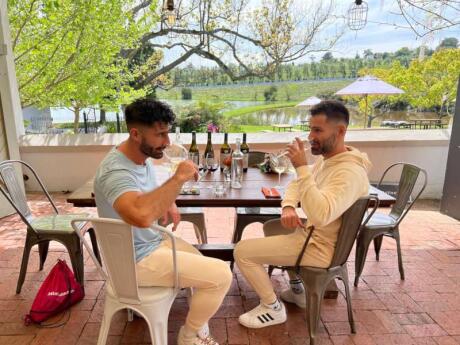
[{"x1": 335, "y1": 75, "x2": 404, "y2": 127}]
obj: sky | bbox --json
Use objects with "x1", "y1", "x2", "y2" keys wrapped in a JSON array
[{"x1": 162, "y1": 0, "x2": 460, "y2": 67}]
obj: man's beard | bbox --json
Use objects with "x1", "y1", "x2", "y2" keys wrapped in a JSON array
[
  {"x1": 140, "y1": 138, "x2": 165, "y2": 159},
  {"x1": 310, "y1": 134, "x2": 336, "y2": 156}
]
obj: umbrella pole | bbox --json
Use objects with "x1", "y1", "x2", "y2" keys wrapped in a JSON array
[{"x1": 364, "y1": 94, "x2": 368, "y2": 128}]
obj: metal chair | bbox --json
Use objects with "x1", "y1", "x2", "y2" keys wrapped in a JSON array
[
  {"x1": 354, "y1": 163, "x2": 428, "y2": 286},
  {"x1": 232, "y1": 151, "x2": 281, "y2": 243},
  {"x1": 265, "y1": 196, "x2": 378, "y2": 345},
  {"x1": 71, "y1": 218, "x2": 178, "y2": 345},
  {"x1": 179, "y1": 207, "x2": 208, "y2": 243},
  {"x1": 0, "y1": 160, "x2": 101, "y2": 293}
]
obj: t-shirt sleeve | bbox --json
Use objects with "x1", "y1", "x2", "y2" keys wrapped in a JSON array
[{"x1": 97, "y1": 168, "x2": 140, "y2": 207}]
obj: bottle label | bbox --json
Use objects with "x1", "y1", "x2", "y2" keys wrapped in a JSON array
[
  {"x1": 189, "y1": 152, "x2": 199, "y2": 165},
  {"x1": 243, "y1": 153, "x2": 249, "y2": 169}
]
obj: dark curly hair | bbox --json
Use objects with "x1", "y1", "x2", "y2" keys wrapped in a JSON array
[
  {"x1": 124, "y1": 99, "x2": 175, "y2": 129},
  {"x1": 310, "y1": 100, "x2": 349, "y2": 126}
]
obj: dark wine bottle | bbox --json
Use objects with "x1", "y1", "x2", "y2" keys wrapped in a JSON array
[
  {"x1": 220, "y1": 133, "x2": 231, "y2": 172},
  {"x1": 188, "y1": 131, "x2": 199, "y2": 165},
  {"x1": 241, "y1": 132, "x2": 249, "y2": 172},
  {"x1": 204, "y1": 131, "x2": 216, "y2": 171}
]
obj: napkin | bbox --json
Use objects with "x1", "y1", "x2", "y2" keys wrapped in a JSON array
[{"x1": 261, "y1": 187, "x2": 281, "y2": 199}]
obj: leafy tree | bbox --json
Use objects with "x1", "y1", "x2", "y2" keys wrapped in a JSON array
[
  {"x1": 321, "y1": 52, "x2": 334, "y2": 62},
  {"x1": 436, "y1": 37, "x2": 459, "y2": 50},
  {"x1": 263, "y1": 86, "x2": 278, "y2": 101},
  {"x1": 181, "y1": 88, "x2": 192, "y2": 100},
  {"x1": 363, "y1": 48, "x2": 460, "y2": 126},
  {"x1": 9, "y1": 0, "x2": 157, "y2": 132}
]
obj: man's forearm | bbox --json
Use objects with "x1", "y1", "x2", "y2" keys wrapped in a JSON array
[{"x1": 132, "y1": 176, "x2": 183, "y2": 226}]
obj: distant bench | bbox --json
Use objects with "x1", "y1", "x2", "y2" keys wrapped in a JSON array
[{"x1": 272, "y1": 124, "x2": 294, "y2": 132}]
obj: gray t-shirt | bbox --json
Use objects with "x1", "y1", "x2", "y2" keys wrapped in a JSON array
[{"x1": 94, "y1": 148, "x2": 163, "y2": 262}]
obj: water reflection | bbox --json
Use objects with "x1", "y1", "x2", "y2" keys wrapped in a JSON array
[{"x1": 237, "y1": 107, "x2": 440, "y2": 127}]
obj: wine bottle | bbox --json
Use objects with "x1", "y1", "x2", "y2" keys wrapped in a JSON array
[
  {"x1": 220, "y1": 133, "x2": 231, "y2": 172},
  {"x1": 241, "y1": 132, "x2": 249, "y2": 172},
  {"x1": 204, "y1": 131, "x2": 216, "y2": 171},
  {"x1": 188, "y1": 131, "x2": 199, "y2": 165}
]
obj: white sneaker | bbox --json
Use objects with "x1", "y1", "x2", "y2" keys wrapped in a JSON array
[
  {"x1": 238, "y1": 302, "x2": 287, "y2": 329},
  {"x1": 280, "y1": 288, "x2": 306, "y2": 309},
  {"x1": 177, "y1": 326, "x2": 219, "y2": 345}
]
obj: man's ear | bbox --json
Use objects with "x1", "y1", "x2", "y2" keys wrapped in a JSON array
[
  {"x1": 130, "y1": 127, "x2": 141, "y2": 143},
  {"x1": 337, "y1": 123, "x2": 347, "y2": 137}
]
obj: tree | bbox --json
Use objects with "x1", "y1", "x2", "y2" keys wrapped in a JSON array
[
  {"x1": 9, "y1": 0, "x2": 158, "y2": 132},
  {"x1": 364, "y1": 48, "x2": 460, "y2": 124},
  {"x1": 436, "y1": 37, "x2": 459, "y2": 50},
  {"x1": 126, "y1": 0, "x2": 343, "y2": 88},
  {"x1": 389, "y1": 1, "x2": 460, "y2": 38},
  {"x1": 321, "y1": 52, "x2": 334, "y2": 62}
]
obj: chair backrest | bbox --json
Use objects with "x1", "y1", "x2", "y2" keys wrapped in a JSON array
[
  {"x1": 330, "y1": 195, "x2": 378, "y2": 268},
  {"x1": 248, "y1": 151, "x2": 267, "y2": 167},
  {"x1": 71, "y1": 218, "x2": 178, "y2": 304},
  {"x1": 378, "y1": 163, "x2": 427, "y2": 223},
  {"x1": 0, "y1": 160, "x2": 58, "y2": 227}
]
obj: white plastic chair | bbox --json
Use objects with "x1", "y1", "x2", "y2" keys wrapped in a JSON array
[{"x1": 71, "y1": 218, "x2": 179, "y2": 345}]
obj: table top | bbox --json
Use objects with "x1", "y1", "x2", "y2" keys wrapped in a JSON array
[{"x1": 66, "y1": 168, "x2": 395, "y2": 208}]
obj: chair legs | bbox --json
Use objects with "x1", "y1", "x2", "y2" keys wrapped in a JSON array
[
  {"x1": 394, "y1": 230, "x2": 405, "y2": 280},
  {"x1": 87, "y1": 228, "x2": 102, "y2": 265},
  {"x1": 297, "y1": 270, "x2": 327, "y2": 345},
  {"x1": 38, "y1": 240, "x2": 50, "y2": 271},
  {"x1": 354, "y1": 232, "x2": 374, "y2": 287},
  {"x1": 373, "y1": 235, "x2": 383, "y2": 261},
  {"x1": 341, "y1": 269, "x2": 356, "y2": 333},
  {"x1": 65, "y1": 236, "x2": 85, "y2": 286},
  {"x1": 17, "y1": 235, "x2": 34, "y2": 294}
]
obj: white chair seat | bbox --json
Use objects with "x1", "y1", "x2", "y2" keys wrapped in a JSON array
[
  {"x1": 105, "y1": 283, "x2": 176, "y2": 303},
  {"x1": 31, "y1": 214, "x2": 88, "y2": 233}
]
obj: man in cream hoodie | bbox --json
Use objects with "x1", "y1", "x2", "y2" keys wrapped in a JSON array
[{"x1": 235, "y1": 100, "x2": 372, "y2": 328}]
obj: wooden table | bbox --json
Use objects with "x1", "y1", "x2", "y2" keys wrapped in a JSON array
[
  {"x1": 67, "y1": 168, "x2": 395, "y2": 208},
  {"x1": 272, "y1": 124, "x2": 294, "y2": 132},
  {"x1": 410, "y1": 118, "x2": 443, "y2": 129},
  {"x1": 299, "y1": 120, "x2": 310, "y2": 131}
]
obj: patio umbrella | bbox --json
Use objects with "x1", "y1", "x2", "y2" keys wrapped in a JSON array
[
  {"x1": 335, "y1": 75, "x2": 404, "y2": 127},
  {"x1": 296, "y1": 96, "x2": 322, "y2": 107}
]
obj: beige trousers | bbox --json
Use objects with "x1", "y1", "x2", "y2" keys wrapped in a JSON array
[
  {"x1": 136, "y1": 236, "x2": 232, "y2": 331},
  {"x1": 234, "y1": 226, "x2": 327, "y2": 305}
]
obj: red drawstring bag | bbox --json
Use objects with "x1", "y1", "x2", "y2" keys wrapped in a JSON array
[{"x1": 25, "y1": 259, "x2": 85, "y2": 326}]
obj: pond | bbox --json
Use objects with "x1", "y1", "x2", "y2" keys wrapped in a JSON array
[{"x1": 235, "y1": 107, "x2": 441, "y2": 127}]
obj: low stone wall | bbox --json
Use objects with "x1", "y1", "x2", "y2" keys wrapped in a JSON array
[{"x1": 19, "y1": 129, "x2": 450, "y2": 198}]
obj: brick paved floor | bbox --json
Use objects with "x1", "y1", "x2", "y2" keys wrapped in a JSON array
[{"x1": 0, "y1": 194, "x2": 459, "y2": 345}]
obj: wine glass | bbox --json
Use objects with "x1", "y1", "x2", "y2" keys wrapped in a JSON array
[
  {"x1": 163, "y1": 143, "x2": 188, "y2": 174},
  {"x1": 272, "y1": 152, "x2": 288, "y2": 189},
  {"x1": 204, "y1": 152, "x2": 219, "y2": 173}
]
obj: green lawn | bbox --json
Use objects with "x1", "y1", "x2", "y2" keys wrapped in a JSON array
[
  {"x1": 223, "y1": 102, "x2": 297, "y2": 117},
  {"x1": 157, "y1": 80, "x2": 349, "y2": 102}
]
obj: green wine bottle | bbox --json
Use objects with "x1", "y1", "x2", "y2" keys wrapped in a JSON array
[
  {"x1": 241, "y1": 132, "x2": 249, "y2": 172},
  {"x1": 188, "y1": 131, "x2": 199, "y2": 165},
  {"x1": 220, "y1": 133, "x2": 231, "y2": 172}
]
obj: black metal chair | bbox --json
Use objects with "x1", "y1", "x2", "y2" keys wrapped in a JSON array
[
  {"x1": 264, "y1": 196, "x2": 378, "y2": 345},
  {"x1": 232, "y1": 151, "x2": 282, "y2": 243},
  {"x1": 354, "y1": 163, "x2": 428, "y2": 286},
  {"x1": 0, "y1": 160, "x2": 101, "y2": 293}
]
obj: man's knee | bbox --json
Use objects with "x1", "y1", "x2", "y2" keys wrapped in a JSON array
[
  {"x1": 213, "y1": 259, "x2": 233, "y2": 289},
  {"x1": 234, "y1": 240, "x2": 251, "y2": 263}
]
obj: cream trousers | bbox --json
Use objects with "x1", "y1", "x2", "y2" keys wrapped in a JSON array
[
  {"x1": 136, "y1": 236, "x2": 232, "y2": 331},
  {"x1": 234, "y1": 226, "x2": 327, "y2": 305}
]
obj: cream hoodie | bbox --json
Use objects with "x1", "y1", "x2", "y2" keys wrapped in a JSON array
[{"x1": 281, "y1": 146, "x2": 372, "y2": 268}]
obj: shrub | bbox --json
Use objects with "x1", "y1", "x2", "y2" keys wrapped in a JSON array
[{"x1": 181, "y1": 88, "x2": 192, "y2": 100}]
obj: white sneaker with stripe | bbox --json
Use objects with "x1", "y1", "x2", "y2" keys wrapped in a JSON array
[{"x1": 238, "y1": 302, "x2": 287, "y2": 328}]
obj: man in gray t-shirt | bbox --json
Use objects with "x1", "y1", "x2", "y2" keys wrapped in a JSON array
[{"x1": 94, "y1": 99, "x2": 231, "y2": 345}]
